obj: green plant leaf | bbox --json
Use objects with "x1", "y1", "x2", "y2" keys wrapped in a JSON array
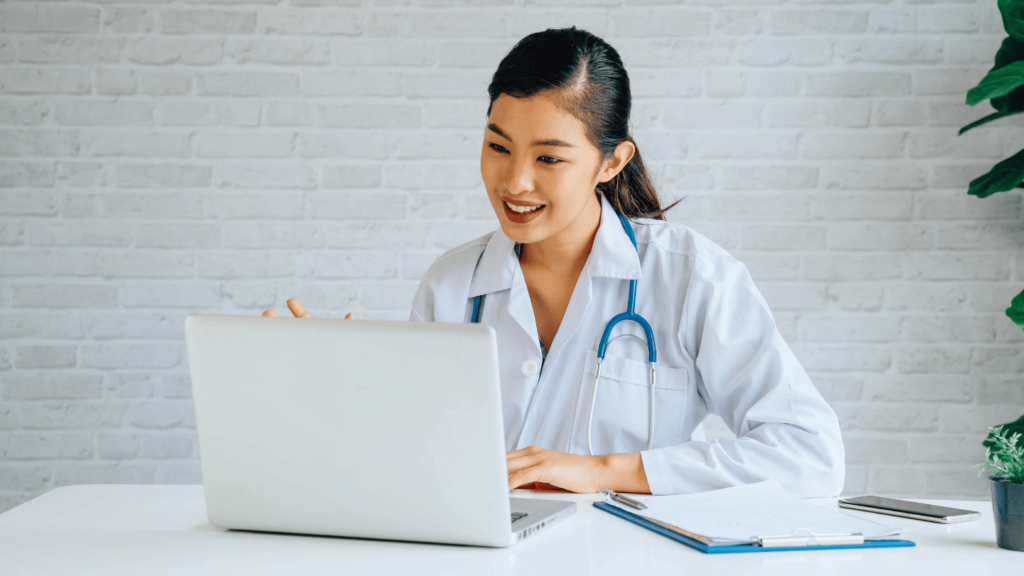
[
  {"x1": 965, "y1": 61, "x2": 1024, "y2": 106},
  {"x1": 1001, "y1": 0, "x2": 1024, "y2": 43},
  {"x1": 960, "y1": 37, "x2": 1024, "y2": 133},
  {"x1": 967, "y1": 147, "x2": 1024, "y2": 197},
  {"x1": 991, "y1": 37, "x2": 1024, "y2": 112},
  {"x1": 996, "y1": 34, "x2": 1024, "y2": 67},
  {"x1": 992, "y1": 88, "x2": 1024, "y2": 113},
  {"x1": 984, "y1": 414, "x2": 1024, "y2": 450},
  {"x1": 1007, "y1": 288, "x2": 1024, "y2": 329},
  {"x1": 958, "y1": 109, "x2": 1023, "y2": 135}
]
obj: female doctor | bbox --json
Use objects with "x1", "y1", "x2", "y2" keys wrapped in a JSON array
[{"x1": 265, "y1": 27, "x2": 846, "y2": 498}]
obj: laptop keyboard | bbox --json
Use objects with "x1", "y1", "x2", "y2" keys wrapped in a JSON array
[{"x1": 511, "y1": 511, "x2": 528, "y2": 523}]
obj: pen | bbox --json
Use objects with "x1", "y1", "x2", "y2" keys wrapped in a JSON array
[{"x1": 600, "y1": 488, "x2": 648, "y2": 511}]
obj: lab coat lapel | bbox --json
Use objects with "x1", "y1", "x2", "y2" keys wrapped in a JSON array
[
  {"x1": 588, "y1": 193, "x2": 643, "y2": 282},
  {"x1": 468, "y1": 225, "x2": 542, "y2": 354},
  {"x1": 468, "y1": 228, "x2": 515, "y2": 298},
  {"x1": 547, "y1": 194, "x2": 642, "y2": 357},
  {"x1": 507, "y1": 261, "x2": 543, "y2": 356},
  {"x1": 545, "y1": 261, "x2": 593, "y2": 362}
]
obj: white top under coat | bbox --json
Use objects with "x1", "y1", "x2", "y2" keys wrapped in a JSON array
[{"x1": 409, "y1": 193, "x2": 846, "y2": 497}]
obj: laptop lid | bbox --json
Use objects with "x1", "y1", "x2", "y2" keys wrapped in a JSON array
[{"x1": 184, "y1": 315, "x2": 513, "y2": 547}]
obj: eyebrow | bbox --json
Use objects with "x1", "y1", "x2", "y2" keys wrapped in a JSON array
[{"x1": 487, "y1": 123, "x2": 575, "y2": 148}]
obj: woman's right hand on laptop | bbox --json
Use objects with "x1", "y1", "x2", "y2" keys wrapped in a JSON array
[{"x1": 262, "y1": 298, "x2": 354, "y2": 320}]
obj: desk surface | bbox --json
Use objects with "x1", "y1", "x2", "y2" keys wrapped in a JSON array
[{"x1": 0, "y1": 485, "x2": 1017, "y2": 575}]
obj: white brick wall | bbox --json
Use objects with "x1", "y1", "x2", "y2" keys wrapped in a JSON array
[{"x1": 1, "y1": 0, "x2": 1023, "y2": 512}]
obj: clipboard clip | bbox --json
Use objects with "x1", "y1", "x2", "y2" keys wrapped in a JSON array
[
  {"x1": 757, "y1": 528, "x2": 865, "y2": 548},
  {"x1": 599, "y1": 488, "x2": 648, "y2": 511}
]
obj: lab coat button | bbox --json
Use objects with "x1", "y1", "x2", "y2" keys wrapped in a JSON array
[{"x1": 521, "y1": 360, "x2": 538, "y2": 377}]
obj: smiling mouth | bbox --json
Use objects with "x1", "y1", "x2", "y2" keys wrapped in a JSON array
[{"x1": 504, "y1": 201, "x2": 544, "y2": 214}]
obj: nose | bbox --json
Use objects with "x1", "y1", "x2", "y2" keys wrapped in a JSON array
[{"x1": 503, "y1": 153, "x2": 535, "y2": 196}]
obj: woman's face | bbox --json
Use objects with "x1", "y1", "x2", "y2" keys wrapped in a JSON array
[{"x1": 480, "y1": 92, "x2": 625, "y2": 246}]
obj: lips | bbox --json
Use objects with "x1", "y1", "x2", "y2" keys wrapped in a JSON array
[
  {"x1": 501, "y1": 199, "x2": 546, "y2": 223},
  {"x1": 504, "y1": 201, "x2": 543, "y2": 214}
]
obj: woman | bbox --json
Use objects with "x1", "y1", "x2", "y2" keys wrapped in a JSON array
[{"x1": 266, "y1": 27, "x2": 845, "y2": 497}]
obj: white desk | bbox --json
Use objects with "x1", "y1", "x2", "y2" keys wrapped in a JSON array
[{"x1": 0, "y1": 485, "x2": 1016, "y2": 575}]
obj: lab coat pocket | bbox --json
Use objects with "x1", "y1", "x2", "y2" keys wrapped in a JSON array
[{"x1": 569, "y1": 349, "x2": 690, "y2": 456}]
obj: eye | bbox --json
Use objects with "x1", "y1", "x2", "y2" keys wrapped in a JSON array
[
  {"x1": 489, "y1": 142, "x2": 509, "y2": 154},
  {"x1": 538, "y1": 156, "x2": 562, "y2": 164}
]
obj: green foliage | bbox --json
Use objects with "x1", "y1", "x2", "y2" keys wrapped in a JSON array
[
  {"x1": 990, "y1": 35, "x2": 1024, "y2": 111},
  {"x1": 963, "y1": 35, "x2": 1024, "y2": 118},
  {"x1": 960, "y1": 2, "x2": 1024, "y2": 329},
  {"x1": 979, "y1": 422, "x2": 1024, "y2": 485},
  {"x1": 1007, "y1": 290, "x2": 1024, "y2": 330},
  {"x1": 960, "y1": 1, "x2": 1024, "y2": 196},
  {"x1": 984, "y1": 414, "x2": 1024, "y2": 450},
  {"x1": 1002, "y1": 0, "x2": 1024, "y2": 43},
  {"x1": 965, "y1": 60, "x2": 1024, "y2": 107},
  {"x1": 967, "y1": 148, "x2": 1024, "y2": 198},
  {"x1": 958, "y1": 108, "x2": 1021, "y2": 134}
]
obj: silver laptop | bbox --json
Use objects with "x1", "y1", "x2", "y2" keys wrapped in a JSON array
[{"x1": 184, "y1": 315, "x2": 576, "y2": 547}]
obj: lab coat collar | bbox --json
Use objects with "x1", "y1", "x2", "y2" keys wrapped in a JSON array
[
  {"x1": 467, "y1": 192, "x2": 642, "y2": 298},
  {"x1": 468, "y1": 227, "x2": 517, "y2": 298},
  {"x1": 588, "y1": 192, "x2": 644, "y2": 281}
]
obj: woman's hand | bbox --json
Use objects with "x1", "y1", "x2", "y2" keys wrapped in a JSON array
[
  {"x1": 506, "y1": 446, "x2": 652, "y2": 494},
  {"x1": 506, "y1": 446, "x2": 606, "y2": 493},
  {"x1": 262, "y1": 298, "x2": 353, "y2": 320}
]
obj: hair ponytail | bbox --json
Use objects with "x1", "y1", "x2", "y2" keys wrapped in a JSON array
[
  {"x1": 597, "y1": 136, "x2": 679, "y2": 220},
  {"x1": 487, "y1": 27, "x2": 679, "y2": 221}
]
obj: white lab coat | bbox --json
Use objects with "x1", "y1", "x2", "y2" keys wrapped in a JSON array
[{"x1": 409, "y1": 192, "x2": 845, "y2": 497}]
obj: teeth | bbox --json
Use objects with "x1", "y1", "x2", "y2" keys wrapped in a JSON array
[{"x1": 505, "y1": 201, "x2": 543, "y2": 214}]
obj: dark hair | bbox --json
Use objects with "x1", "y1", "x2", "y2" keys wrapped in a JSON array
[{"x1": 486, "y1": 26, "x2": 679, "y2": 220}]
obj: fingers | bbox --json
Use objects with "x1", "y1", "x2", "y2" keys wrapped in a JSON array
[
  {"x1": 505, "y1": 447, "x2": 590, "y2": 492},
  {"x1": 265, "y1": 302, "x2": 351, "y2": 320},
  {"x1": 506, "y1": 452, "x2": 547, "y2": 491},
  {"x1": 506, "y1": 453, "x2": 543, "y2": 474},
  {"x1": 286, "y1": 298, "x2": 313, "y2": 318},
  {"x1": 508, "y1": 469, "x2": 537, "y2": 491},
  {"x1": 523, "y1": 482, "x2": 565, "y2": 491},
  {"x1": 506, "y1": 446, "x2": 540, "y2": 459},
  {"x1": 506, "y1": 446, "x2": 546, "y2": 477},
  {"x1": 509, "y1": 470, "x2": 571, "y2": 491}
]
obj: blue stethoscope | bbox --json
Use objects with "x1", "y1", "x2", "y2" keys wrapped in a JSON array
[{"x1": 470, "y1": 210, "x2": 658, "y2": 456}]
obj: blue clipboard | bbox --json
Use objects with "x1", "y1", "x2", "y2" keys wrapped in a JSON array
[{"x1": 593, "y1": 501, "x2": 916, "y2": 554}]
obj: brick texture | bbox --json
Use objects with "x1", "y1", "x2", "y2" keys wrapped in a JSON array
[{"x1": 1, "y1": 0, "x2": 1023, "y2": 510}]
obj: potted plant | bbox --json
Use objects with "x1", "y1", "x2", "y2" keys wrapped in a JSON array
[{"x1": 979, "y1": 415, "x2": 1024, "y2": 551}]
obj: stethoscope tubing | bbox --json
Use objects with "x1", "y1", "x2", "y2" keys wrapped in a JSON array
[{"x1": 470, "y1": 210, "x2": 658, "y2": 456}]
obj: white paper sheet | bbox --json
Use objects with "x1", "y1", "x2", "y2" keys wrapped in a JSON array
[{"x1": 605, "y1": 480, "x2": 906, "y2": 545}]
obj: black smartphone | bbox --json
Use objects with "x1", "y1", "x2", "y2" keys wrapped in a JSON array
[{"x1": 838, "y1": 495, "x2": 980, "y2": 524}]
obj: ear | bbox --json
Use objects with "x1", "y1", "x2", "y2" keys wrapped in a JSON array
[{"x1": 596, "y1": 140, "x2": 636, "y2": 184}]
